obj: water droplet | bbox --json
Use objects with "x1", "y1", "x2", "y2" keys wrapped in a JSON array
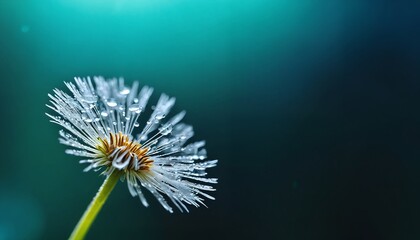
[
  {"x1": 133, "y1": 98, "x2": 139, "y2": 103},
  {"x1": 155, "y1": 113, "x2": 166, "y2": 120},
  {"x1": 106, "y1": 99, "x2": 118, "y2": 107},
  {"x1": 83, "y1": 104, "x2": 95, "y2": 110},
  {"x1": 119, "y1": 88, "x2": 130, "y2": 95},
  {"x1": 100, "y1": 111, "x2": 109, "y2": 117},
  {"x1": 128, "y1": 104, "x2": 140, "y2": 112},
  {"x1": 134, "y1": 122, "x2": 140, "y2": 127},
  {"x1": 81, "y1": 95, "x2": 97, "y2": 104},
  {"x1": 112, "y1": 121, "x2": 117, "y2": 126},
  {"x1": 84, "y1": 118, "x2": 93, "y2": 123},
  {"x1": 159, "y1": 125, "x2": 172, "y2": 135}
]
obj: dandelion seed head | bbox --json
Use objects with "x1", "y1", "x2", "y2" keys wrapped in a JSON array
[{"x1": 47, "y1": 76, "x2": 217, "y2": 212}]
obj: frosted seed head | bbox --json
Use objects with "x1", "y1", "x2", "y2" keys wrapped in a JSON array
[{"x1": 46, "y1": 76, "x2": 217, "y2": 213}]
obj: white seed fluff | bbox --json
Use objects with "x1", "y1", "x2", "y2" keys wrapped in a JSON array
[{"x1": 46, "y1": 76, "x2": 217, "y2": 213}]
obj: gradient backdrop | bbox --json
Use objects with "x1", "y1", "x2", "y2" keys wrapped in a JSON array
[{"x1": 1, "y1": 1, "x2": 420, "y2": 239}]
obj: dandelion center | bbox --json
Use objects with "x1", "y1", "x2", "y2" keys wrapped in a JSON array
[{"x1": 97, "y1": 132, "x2": 153, "y2": 171}]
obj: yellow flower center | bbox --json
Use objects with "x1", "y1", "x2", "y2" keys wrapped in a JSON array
[{"x1": 97, "y1": 132, "x2": 153, "y2": 171}]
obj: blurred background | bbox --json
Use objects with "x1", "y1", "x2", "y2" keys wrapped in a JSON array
[{"x1": 1, "y1": 0, "x2": 420, "y2": 239}]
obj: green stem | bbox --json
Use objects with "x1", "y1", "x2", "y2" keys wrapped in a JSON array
[{"x1": 69, "y1": 171, "x2": 121, "y2": 240}]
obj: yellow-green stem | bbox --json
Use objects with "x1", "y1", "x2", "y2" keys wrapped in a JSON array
[{"x1": 69, "y1": 171, "x2": 121, "y2": 240}]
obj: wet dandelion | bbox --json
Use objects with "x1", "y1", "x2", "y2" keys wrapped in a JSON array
[{"x1": 46, "y1": 77, "x2": 217, "y2": 239}]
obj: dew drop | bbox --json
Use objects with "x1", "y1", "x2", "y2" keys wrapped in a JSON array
[
  {"x1": 106, "y1": 99, "x2": 118, "y2": 107},
  {"x1": 134, "y1": 122, "x2": 140, "y2": 127},
  {"x1": 155, "y1": 113, "x2": 166, "y2": 120},
  {"x1": 119, "y1": 88, "x2": 130, "y2": 95},
  {"x1": 81, "y1": 95, "x2": 97, "y2": 104},
  {"x1": 100, "y1": 111, "x2": 109, "y2": 117},
  {"x1": 128, "y1": 104, "x2": 140, "y2": 112},
  {"x1": 159, "y1": 125, "x2": 173, "y2": 135},
  {"x1": 133, "y1": 98, "x2": 139, "y2": 103}
]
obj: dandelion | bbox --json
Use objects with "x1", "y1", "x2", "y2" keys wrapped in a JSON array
[{"x1": 46, "y1": 77, "x2": 217, "y2": 239}]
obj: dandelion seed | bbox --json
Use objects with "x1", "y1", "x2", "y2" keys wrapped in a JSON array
[{"x1": 47, "y1": 76, "x2": 218, "y2": 214}]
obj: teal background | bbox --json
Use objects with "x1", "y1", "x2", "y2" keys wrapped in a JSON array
[{"x1": 1, "y1": 1, "x2": 420, "y2": 239}]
